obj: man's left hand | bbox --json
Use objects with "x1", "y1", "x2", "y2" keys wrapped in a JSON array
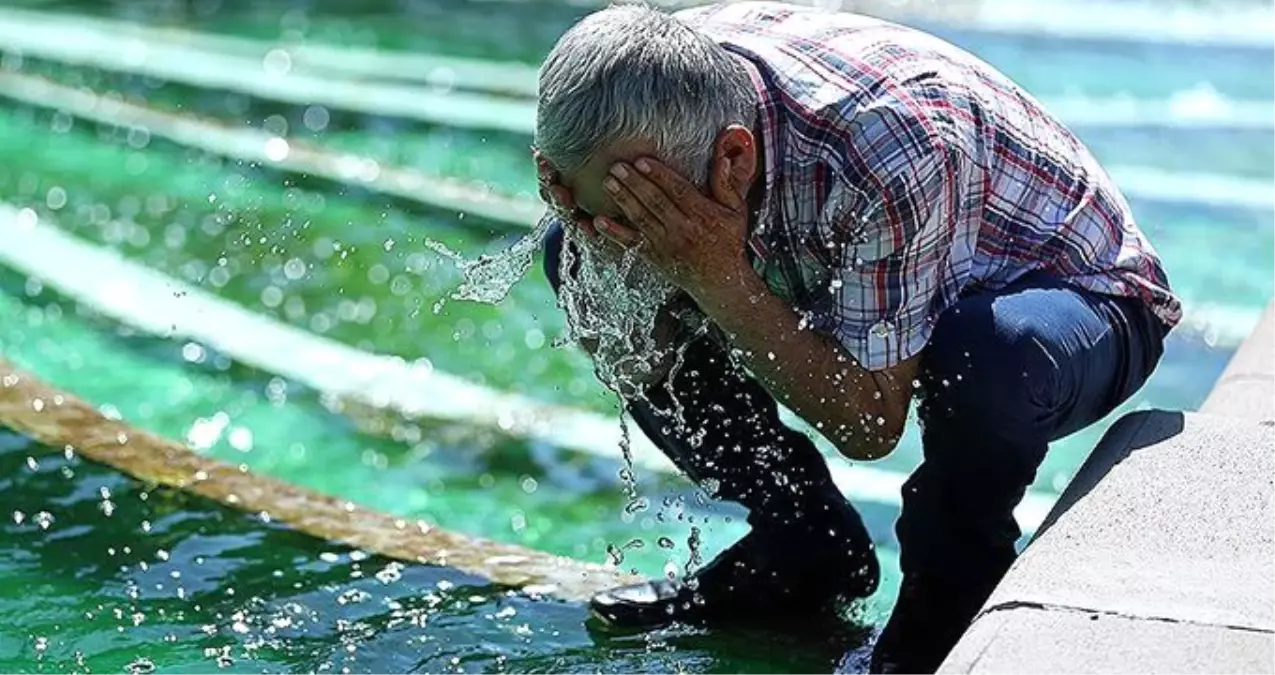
[{"x1": 595, "y1": 158, "x2": 752, "y2": 301}]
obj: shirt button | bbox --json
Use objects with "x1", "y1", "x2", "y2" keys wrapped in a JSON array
[{"x1": 870, "y1": 320, "x2": 894, "y2": 338}]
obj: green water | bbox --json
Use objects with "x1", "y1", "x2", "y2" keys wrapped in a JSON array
[
  {"x1": 3, "y1": 432, "x2": 869, "y2": 674},
  {"x1": 2, "y1": 1, "x2": 1273, "y2": 672}
]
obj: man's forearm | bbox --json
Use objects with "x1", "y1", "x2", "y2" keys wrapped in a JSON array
[{"x1": 689, "y1": 265, "x2": 904, "y2": 460}]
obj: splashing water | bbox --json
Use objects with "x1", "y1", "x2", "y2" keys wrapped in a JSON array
[
  {"x1": 427, "y1": 215, "x2": 710, "y2": 505},
  {"x1": 553, "y1": 228, "x2": 690, "y2": 397},
  {"x1": 423, "y1": 221, "x2": 548, "y2": 306}
]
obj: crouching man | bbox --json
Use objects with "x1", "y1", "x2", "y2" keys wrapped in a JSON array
[{"x1": 533, "y1": 3, "x2": 1179, "y2": 671}]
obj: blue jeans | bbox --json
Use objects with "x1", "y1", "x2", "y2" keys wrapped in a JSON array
[{"x1": 543, "y1": 223, "x2": 1169, "y2": 600}]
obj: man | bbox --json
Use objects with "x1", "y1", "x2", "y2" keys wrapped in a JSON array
[{"x1": 532, "y1": 2, "x2": 1179, "y2": 671}]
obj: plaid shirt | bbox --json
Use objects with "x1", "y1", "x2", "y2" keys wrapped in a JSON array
[{"x1": 673, "y1": 2, "x2": 1181, "y2": 371}]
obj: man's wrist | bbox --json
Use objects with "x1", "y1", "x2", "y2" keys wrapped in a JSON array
[{"x1": 687, "y1": 256, "x2": 763, "y2": 321}]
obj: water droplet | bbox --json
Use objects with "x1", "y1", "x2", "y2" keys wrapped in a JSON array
[
  {"x1": 657, "y1": 536, "x2": 675, "y2": 549},
  {"x1": 124, "y1": 658, "x2": 154, "y2": 673},
  {"x1": 262, "y1": 48, "x2": 292, "y2": 76},
  {"x1": 605, "y1": 544, "x2": 625, "y2": 566},
  {"x1": 336, "y1": 589, "x2": 370, "y2": 605},
  {"x1": 264, "y1": 137, "x2": 290, "y2": 162},
  {"x1": 303, "y1": 105, "x2": 330, "y2": 132},
  {"x1": 228, "y1": 427, "x2": 254, "y2": 452},
  {"x1": 870, "y1": 320, "x2": 893, "y2": 338},
  {"x1": 32, "y1": 511, "x2": 54, "y2": 530},
  {"x1": 375, "y1": 563, "x2": 403, "y2": 584}
]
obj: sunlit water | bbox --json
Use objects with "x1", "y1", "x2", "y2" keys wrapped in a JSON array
[{"x1": 0, "y1": 0, "x2": 1271, "y2": 672}]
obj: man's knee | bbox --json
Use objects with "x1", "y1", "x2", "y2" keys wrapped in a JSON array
[{"x1": 919, "y1": 293, "x2": 1061, "y2": 429}]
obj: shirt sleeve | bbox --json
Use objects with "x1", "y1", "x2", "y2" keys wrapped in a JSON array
[{"x1": 810, "y1": 101, "x2": 961, "y2": 372}]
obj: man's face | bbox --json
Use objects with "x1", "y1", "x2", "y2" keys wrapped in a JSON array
[{"x1": 559, "y1": 138, "x2": 661, "y2": 230}]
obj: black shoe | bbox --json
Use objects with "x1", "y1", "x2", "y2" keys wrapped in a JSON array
[
  {"x1": 589, "y1": 528, "x2": 879, "y2": 630},
  {"x1": 869, "y1": 576, "x2": 993, "y2": 674}
]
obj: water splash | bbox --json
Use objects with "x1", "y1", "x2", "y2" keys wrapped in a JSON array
[
  {"x1": 423, "y1": 221, "x2": 548, "y2": 306},
  {"x1": 427, "y1": 215, "x2": 710, "y2": 517}
]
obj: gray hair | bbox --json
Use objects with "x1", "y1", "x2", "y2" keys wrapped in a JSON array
[{"x1": 535, "y1": 3, "x2": 758, "y2": 186}]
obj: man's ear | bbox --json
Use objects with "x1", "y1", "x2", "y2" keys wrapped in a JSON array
[{"x1": 712, "y1": 125, "x2": 758, "y2": 206}]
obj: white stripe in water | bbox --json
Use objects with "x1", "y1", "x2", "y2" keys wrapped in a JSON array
[
  {"x1": 1, "y1": 6, "x2": 544, "y2": 93},
  {"x1": 1, "y1": 19, "x2": 1271, "y2": 218},
  {"x1": 0, "y1": 72, "x2": 545, "y2": 229},
  {"x1": 0, "y1": 9, "x2": 1272, "y2": 135},
  {"x1": 948, "y1": 0, "x2": 1275, "y2": 48},
  {"x1": 645, "y1": 0, "x2": 1275, "y2": 48},
  {"x1": 0, "y1": 15, "x2": 534, "y2": 135},
  {"x1": 1047, "y1": 90, "x2": 1275, "y2": 132},
  {"x1": 1108, "y1": 166, "x2": 1275, "y2": 212},
  {"x1": 0, "y1": 205, "x2": 1058, "y2": 532}
]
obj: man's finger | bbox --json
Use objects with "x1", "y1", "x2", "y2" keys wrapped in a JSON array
[
  {"x1": 633, "y1": 158, "x2": 714, "y2": 212},
  {"x1": 576, "y1": 214, "x2": 601, "y2": 238},
  {"x1": 605, "y1": 180, "x2": 660, "y2": 237},
  {"x1": 594, "y1": 216, "x2": 643, "y2": 248},
  {"x1": 548, "y1": 184, "x2": 574, "y2": 209},
  {"x1": 606, "y1": 166, "x2": 678, "y2": 235}
]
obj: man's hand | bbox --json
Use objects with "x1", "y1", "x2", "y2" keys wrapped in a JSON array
[{"x1": 594, "y1": 158, "x2": 752, "y2": 302}]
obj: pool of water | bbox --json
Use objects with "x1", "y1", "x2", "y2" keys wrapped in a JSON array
[
  {"x1": 1, "y1": 0, "x2": 1272, "y2": 672},
  {"x1": 4, "y1": 431, "x2": 870, "y2": 674}
]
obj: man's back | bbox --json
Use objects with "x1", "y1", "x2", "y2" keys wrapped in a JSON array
[{"x1": 676, "y1": 2, "x2": 1179, "y2": 369}]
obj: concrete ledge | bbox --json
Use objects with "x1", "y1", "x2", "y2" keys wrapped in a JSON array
[
  {"x1": 945, "y1": 605, "x2": 1273, "y2": 674},
  {"x1": 1202, "y1": 301, "x2": 1274, "y2": 422},
  {"x1": 940, "y1": 410, "x2": 1275, "y2": 673}
]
